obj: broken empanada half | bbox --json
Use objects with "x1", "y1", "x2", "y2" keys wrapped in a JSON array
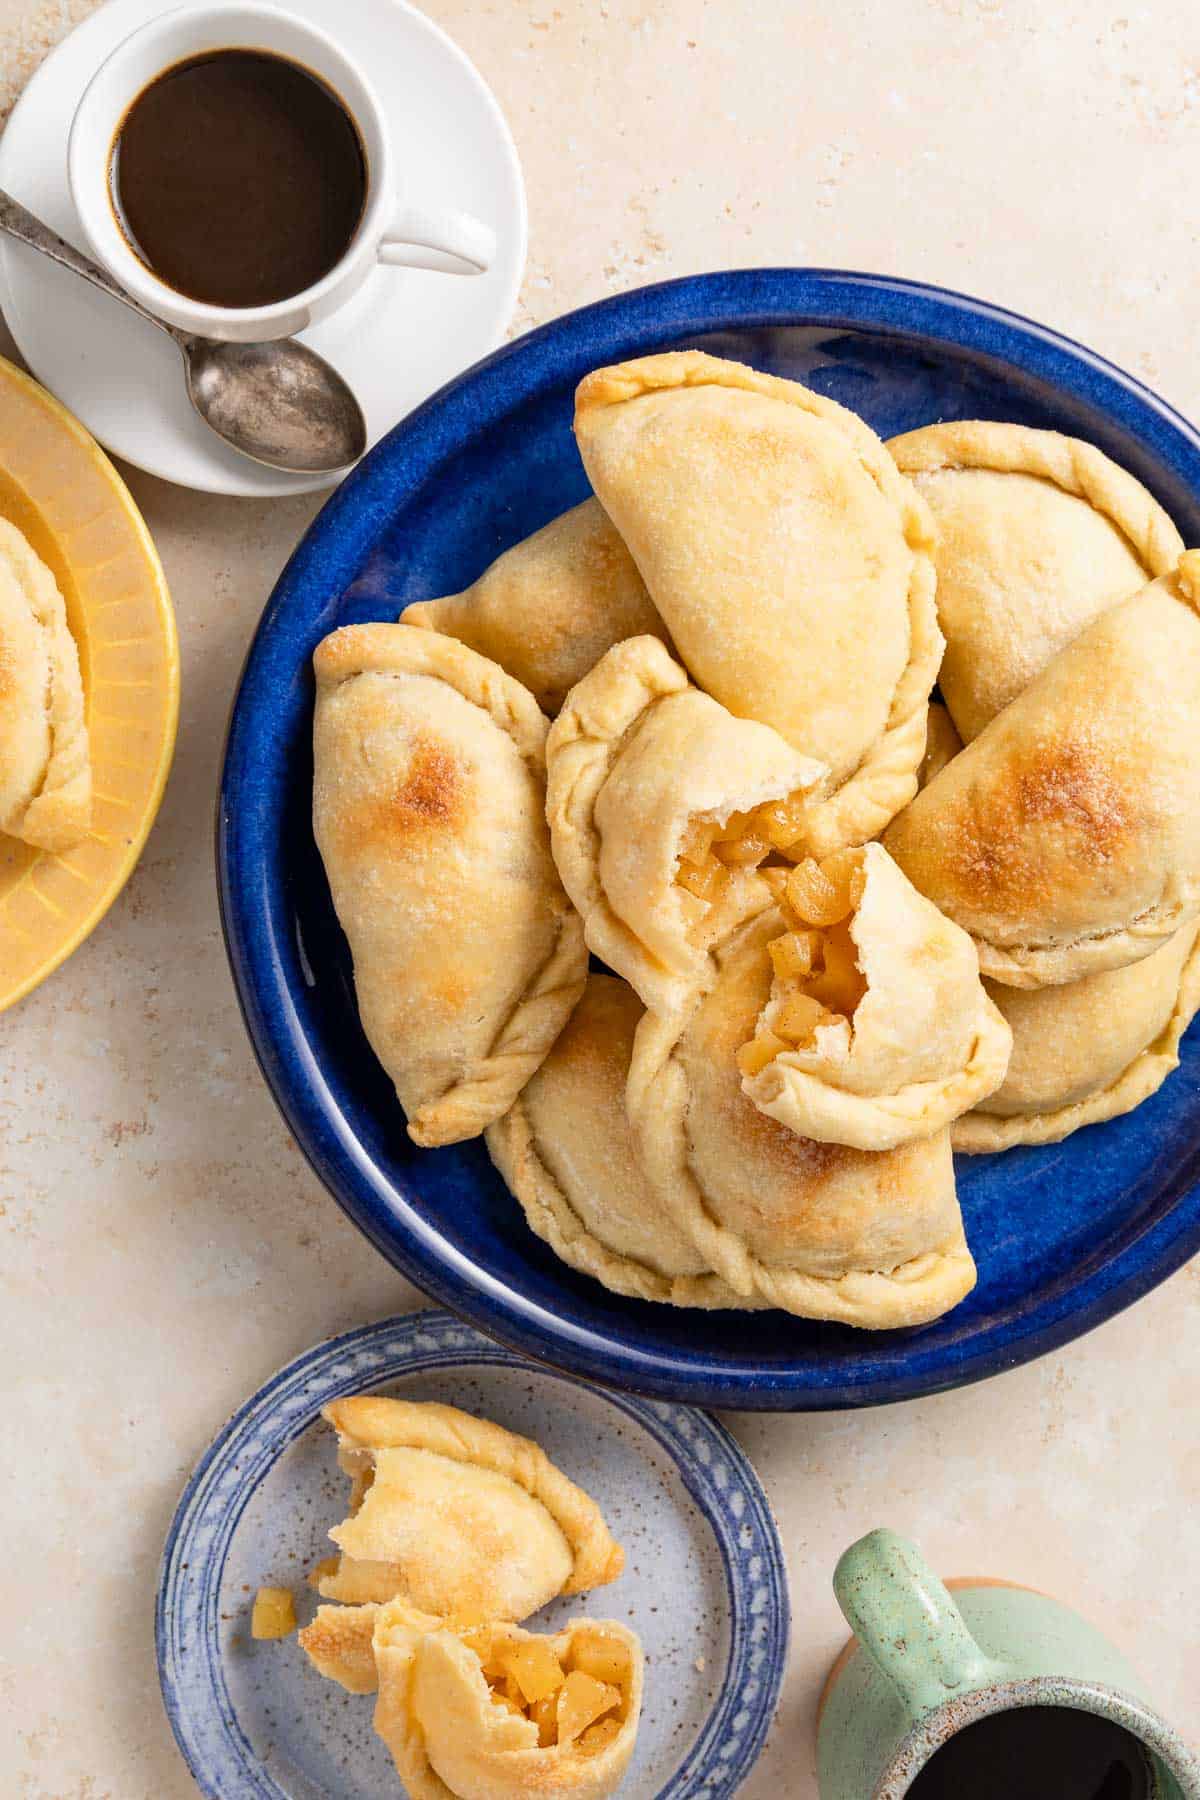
[
  {"x1": 373, "y1": 1603, "x2": 643, "y2": 1800},
  {"x1": 399, "y1": 497, "x2": 669, "y2": 716},
  {"x1": 546, "y1": 634, "x2": 825, "y2": 1010},
  {"x1": 884, "y1": 553, "x2": 1200, "y2": 989},
  {"x1": 488, "y1": 972, "x2": 754, "y2": 1308},
  {"x1": 0, "y1": 517, "x2": 91, "y2": 851},
  {"x1": 626, "y1": 909, "x2": 975, "y2": 1327},
  {"x1": 574, "y1": 350, "x2": 942, "y2": 856},
  {"x1": 738, "y1": 844, "x2": 1011, "y2": 1151},
  {"x1": 890, "y1": 420, "x2": 1183, "y2": 743},
  {"x1": 312, "y1": 624, "x2": 587, "y2": 1146},
  {"x1": 955, "y1": 921, "x2": 1200, "y2": 1151},
  {"x1": 313, "y1": 1396, "x2": 623, "y2": 1627}
]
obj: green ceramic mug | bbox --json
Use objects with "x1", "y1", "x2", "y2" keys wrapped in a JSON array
[{"x1": 817, "y1": 1529, "x2": 1200, "y2": 1799}]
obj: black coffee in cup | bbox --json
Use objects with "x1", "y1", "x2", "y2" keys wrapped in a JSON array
[
  {"x1": 111, "y1": 49, "x2": 366, "y2": 308},
  {"x1": 906, "y1": 1705, "x2": 1154, "y2": 1800}
]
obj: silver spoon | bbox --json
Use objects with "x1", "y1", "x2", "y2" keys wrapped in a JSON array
[{"x1": 0, "y1": 187, "x2": 367, "y2": 475}]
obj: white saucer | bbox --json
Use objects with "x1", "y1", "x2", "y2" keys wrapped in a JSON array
[{"x1": 0, "y1": 0, "x2": 526, "y2": 497}]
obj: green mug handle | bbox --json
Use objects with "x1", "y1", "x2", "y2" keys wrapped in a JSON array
[{"x1": 834, "y1": 1528, "x2": 1012, "y2": 1721}]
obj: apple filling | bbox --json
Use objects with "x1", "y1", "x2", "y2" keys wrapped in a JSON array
[
  {"x1": 737, "y1": 852, "x2": 869, "y2": 1078},
  {"x1": 674, "y1": 793, "x2": 810, "y2": 908},
  {"x1": 251, "y1": 1586, "x2": 297, "y2": 1639},
  {"x1": 464, "y1": 1626, "x2": 631, "y2": 1757}
]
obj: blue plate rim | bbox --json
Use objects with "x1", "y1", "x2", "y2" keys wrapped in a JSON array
[
  {"x1": 155, "y1": 1309, "x2": 791, "y2": 1800},
  {"x1": 217, "y1": 266, "x2": 1200, "y2": 1412}
]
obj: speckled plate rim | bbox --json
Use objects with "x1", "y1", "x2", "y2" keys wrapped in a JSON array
[
  {"x1": 155, "y1": 1309, "x2": 790, "y2": 1800},
  {"x1": 0, "y1": 353, "x2": 179, "y2": 1011},
  {"x1": 218, "y1": 266, "x2": 1200, "y2": 1410}
]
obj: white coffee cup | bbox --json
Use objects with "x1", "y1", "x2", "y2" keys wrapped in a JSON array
[{"x1": 67, "y1": 1, "x2": 497, "y2": 342}]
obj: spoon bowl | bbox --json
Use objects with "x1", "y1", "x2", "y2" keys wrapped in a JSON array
[{"x1": 184, "y1": 336, "x2": 367, "y2": 473}]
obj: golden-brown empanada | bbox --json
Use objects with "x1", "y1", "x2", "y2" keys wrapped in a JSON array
[
  {"x1": 737, "y1": 844, "x2": 1011, "y2": 1151},
  {"x1": 313, "y1": 1397, "x2": 623, "y2": 1628},
  {"x1": 488, "y1": 973, "x2": 752, "y2": 1308},
  {"x1": 312, "y1": 624, "x2": 587, "y2": 1145},
  {"x1": 884, "y1": 553, "x2": 1200, "y2": 989},
  {"x1": 890, "y1": 420, "x2": 1183, "y2": 742},
  {"x1": 373, "y1": 1603, "x2": 643, "y2": 1800},
  {"x1": 0, "y1": 517, "x2": 91, "y2": 851},
  {"x1": 545, "y1": 635, "x2": 824, "y2": 1010},
  {"x1": 955, "y1": 923, "x2": 1200, "y2": 1151},
  {"x1": 918, "y1": 702, "x2": 962, "y2": 790},
  {"x1": 399, "y1": 498, "x2": 668, "y2": 716},
  {"x1": 626, "y1": 909, "x2": 975, "y2": 1327},
  {"x1": 574, "y1": 350, "x2": 942, "y2": 856}
]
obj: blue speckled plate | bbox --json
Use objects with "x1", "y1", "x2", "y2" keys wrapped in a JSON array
[
  {"x1": 156, "y1": 1311, "x2": 788, "y2": 1799},
  {"x1": 218, "y1": 269, "x2": 1200, "y2": 1411}
]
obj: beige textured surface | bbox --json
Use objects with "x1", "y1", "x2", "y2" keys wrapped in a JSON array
[{"x1": 3, "y1": 1, "x2": 1200, "y2": 1794}]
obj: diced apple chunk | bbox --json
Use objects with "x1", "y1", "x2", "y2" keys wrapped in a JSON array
[
  {"x1": 773, "y1": 991, "x2": 830, "y2": 1044},
  {"x1": 577, "y1": 1717, "x2": 624, "y2": 1756},
  {"x1": 499, "y1": 1637, "x2": 567, "y2": 1705},
  {"x1": 769, "y1": 929, "x2": 819, "y2": 982},
  {"x1": 530, "y1": 1692, "x2": 559, "y2": 1747},
  {"x1": 251, "y1": 1587, "x2": 296, "y2": 1639},
  {"x1": 676, "y1": 857, "x2": 729, "y2": 904},
  {"x1": 737, "y1": 1031, "x2": 786, "y2": 1078},
  {"x1": 567, "y1": 1636, "x2": 632, "y2": 1687},
  {"x1": 556, "y1": 1670, "x2": 621, "y2": 1746},
  {"x1": 785, "y1": 857, "x2": 854, "y2": 926},
  {"x1": 307, "y1": 1555, "x2": 339, "y2": 1590}
]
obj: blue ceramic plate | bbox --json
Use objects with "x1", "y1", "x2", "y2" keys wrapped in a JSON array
[
  {"x1": 219, "y1": 269, "x2": 1200, "y2": 1411},
  {"x1": 156, "y1": 1311, "x2": 788, "y2": 1799}
]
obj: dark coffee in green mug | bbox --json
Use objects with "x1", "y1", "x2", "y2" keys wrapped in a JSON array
[{"x1": 907, "y1": 1704, "x2": 1153, "y2": 1800}]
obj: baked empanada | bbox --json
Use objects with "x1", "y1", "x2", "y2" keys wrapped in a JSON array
[
  {"x1": 545, "y1": 635, "x2": 824, "y2": 1010},
  {"x1": 737, "y1": 844, "x2": 1011, "y2": 1151},
  {"x1": 918, "y1": 702, "x2": 962, "y2": 791},
  {"x1": 626, "y1": 909, "x2": 975, "y2": 1326},
  {"x1": 574, "y1": 350, "x2": 942, "y2": 856},
  {"x1": 0, "y1": 517, "x2": 91, "y2": 851},
  {"x1": 399, "y1": 498, "x2": 668, "y2": 716},
  {"x1": 884, "y1": 553, "x2": 1200, "y2": 988},
  {"x1": 373, "y1": 1603, "x2": 643, "y2": 1800},
  {"x1": 312, "y1": 1397, "x2": 623, "y2": 1627},
  {"x1": 312, "y1": 624, "x2": 587, "y2": 1145},
  {"x1": 488, "y1": 973, "x2": 751, "y2": 1308},
  {"x1": 955, "y1": 922, "x2": 1200, "y2": 1151},
  {"x1": 890, "y1": 420, "x2": 1183, "y2": 742}
]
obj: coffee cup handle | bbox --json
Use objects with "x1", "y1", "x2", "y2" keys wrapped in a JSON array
[
  {"x1": 833, "y1": 1529, "x2": 1013, "y2": 1723},
  {"x1": 378, "y1": 205, "x2": 496, "y2": 276}
]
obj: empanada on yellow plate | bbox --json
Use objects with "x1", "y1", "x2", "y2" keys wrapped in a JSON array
[
  {"x1": 626, "y1": 910, "x2": 975, "y2": 1327},
  {"x1": 738, "y1": 844, "x2": 1011, "y2": 1151},
  {"x1": 399, "y1": 498, "x2": 668, "y2": 716},
  {"x1": 890, "y1": 420, "x2": 1183, "y2": 742},
  {"x1": 955, "y1": 922, "x2": 1200, "y2": 1151},
  {"x1": 0, "y1": 517, "x2": 91, "y2": 851},
  {"x1": 574, "y1": 351, "x2": 942, "y2": 856},
  {"x1": 314, "y1": 1397, "x2": 623, "y2": 1626},
  {"x1": 312, "y1": 624, "x2": 587, "y2": 1146},
  {"x1": 884, "y1": 553, "x2": 1200, "y2": 989},
  {"x1": 545, "y1": 635, "x2": 824, "y2": 1010},
  {"x1": 373, "y1": 1603, "x2": 643, "y2": 1800},
  {"x1": 488, "y1": 973, "x2": 751, "y2": 1309}
]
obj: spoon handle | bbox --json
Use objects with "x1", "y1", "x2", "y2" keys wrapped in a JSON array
[{"x1": 0, "y1": 186, "x2": 181, "y2": 343}]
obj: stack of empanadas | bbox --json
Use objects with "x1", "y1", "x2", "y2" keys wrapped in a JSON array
[
  {"x1": 297, "y1": 1397, "x2": 642, "y2": 1798},
  {"x1": 312, "y1": 348, "x2": 1200, "y2": 1336}
]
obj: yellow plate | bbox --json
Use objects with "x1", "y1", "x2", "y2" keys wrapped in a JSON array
[{"x1": 0, "y1": 355, "x2": 179, "y2": 1012}]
